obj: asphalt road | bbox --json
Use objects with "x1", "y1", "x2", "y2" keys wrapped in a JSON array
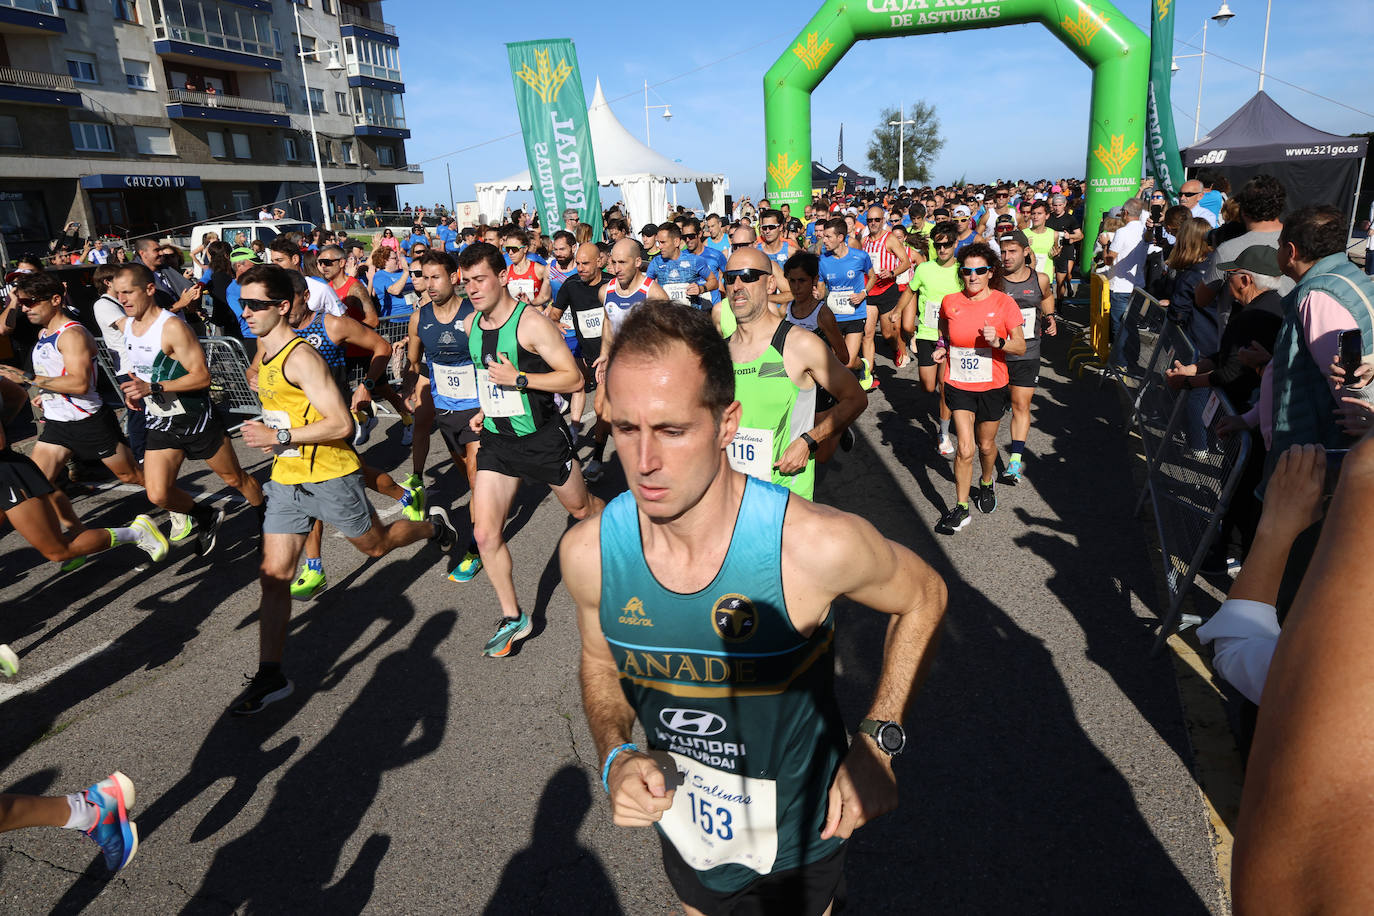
[{"x1": 0, "y1": 330, "x2": 1225, "y2": 915}]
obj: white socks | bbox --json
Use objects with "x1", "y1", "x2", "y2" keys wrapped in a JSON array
[{"x1": 63, "y1": 793, "x2": 98, "y2": 831}]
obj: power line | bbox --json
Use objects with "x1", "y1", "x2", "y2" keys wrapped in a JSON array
[{"x1": 1174, "y1": 39, "x2": 1374, "y2": 121}]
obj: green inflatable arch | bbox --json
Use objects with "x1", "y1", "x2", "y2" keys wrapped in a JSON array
[{"x1": 765, "y1": 0, "x2": 1149, "y2": 266}]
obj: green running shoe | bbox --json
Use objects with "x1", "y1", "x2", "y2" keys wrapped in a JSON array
[
  {"x1": 482, "y1": 611, "x2": 531, "y2": 658},
  {"x1": 0, "y1": 644, "x2": 18, "y2": 677},
  {"x1": 400, "y1": 480, "x2": 426, "y2": 522},
  {"x1": 60, "y1": 555, "x2": 88, "y2": 573},
  {"x1": 290, "y1": 563, "x2": 327, "y2": 600},
  {"x1": 167, "y1": 511, "x2": 195, "y2": 543},
  {"x1": 447, "y1": 551, "x2": 483, "y2": 583},
  {"x1": 130, "y1": 515, "x2": 169, "y2": 563}
]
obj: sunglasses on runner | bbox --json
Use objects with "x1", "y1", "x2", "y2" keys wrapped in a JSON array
[
  {"x1": 315, "y1": 257, "x2": 341, "y2": 266},
  {"x1": 724, "y1": 268, "x2": 769, "y2": 283},
  {"x1": 958, "y1": 266, "x2": 993, "y2": 276},
  {"x1": 503, "y1": 245, "x2": 524, "y2": 252},
  {"x1": 933, "y1": 240, "x2": 955, "y2": 248},
  {"x1": 410, "y1": 270, "x2": 423, "y2": 277},
  {"x1": 682, "y1": 232, "x2": 698, "y2": 240},
  {"x1": 760, "y1": 224, "x2": 780, "y2": 231},
  {"x1": 240, "y1": 297, "x2": 284, "y2": 311},
  {"x1": 731, "y1": 241, "x2": 753, "y2": 250},
  {"x1": 15, "y1": 297, "x2": 38, "y2": 307}
]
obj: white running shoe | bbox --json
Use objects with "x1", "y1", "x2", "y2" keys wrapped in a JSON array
[
  {"x1": 0, "y1": 644, "x2": 18, "y2": 677},
  {"x1": 167, "y1": 512, "x2": 195, "y2": 543},
  {"x1": 938, "y1": 434, "x2": 955, "y2": 458},
  {"x1": 131, "y1": 514, "x2": 169, "y2": 562}
]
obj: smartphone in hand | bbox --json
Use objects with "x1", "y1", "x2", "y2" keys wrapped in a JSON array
[{"x1": 1338, "y1": 329, "x2": 1363, "y2": 381}]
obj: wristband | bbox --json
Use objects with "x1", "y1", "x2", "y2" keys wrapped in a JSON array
[
  {"x1": 601, "y1": 742, "x2": 639, "y2": 794},
  {"x1": 800, "y1": 432, "x2": 818, "y2": 454}
]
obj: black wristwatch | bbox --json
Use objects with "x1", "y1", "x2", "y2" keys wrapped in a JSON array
[
  {"x1": 800, "y1": 432, "x2": 819, "y2": 454},
  {"x1": 362, "y1": 377, "x2": 376, "y2": 391},
  {"x1": 276, "y1": 427, "x2": 292, "y2": 445},
  {"x1": 857, "y1": 718, "x2": 906, "y2": 757},
  {"x1": 150, "y1": 381, "x2": 164, "y2": 395},
  {"x1": 515, "y1": 372, "x2": 528, "y2": 390}
]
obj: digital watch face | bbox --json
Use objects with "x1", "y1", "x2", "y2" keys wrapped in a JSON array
[{"x1": 878, "y1": 724, "x2": 905, "y2": 754}]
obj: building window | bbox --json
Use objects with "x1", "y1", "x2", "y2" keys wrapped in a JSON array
[
  {"x1": 272, "y1": 80, "x2": 290, "y2": 108},
  {"x1": 341, "y1": 140, "x2": 353, "y2": 164},
  {"x1": 353, "y1": 87, "x2": 405, "y2": 129},
  {"x1": 321, "y1": 0, "x2": 332, "y2": 12},
  {"x1": 307, "y1": 88, "x2": 324, "y2": 114},
  {"x1": 112, "y1": 0, "x2": 139, "y2": 22},
  {"x1": 207, "y1": 131, "x2": 227, "y2": 158},
  {"x1": 123, "y1": 59, "x2": 152, "y2": 90},
  {"x1": 231, "y1": 132, "x2": 251, "y2": 159},
  {"x1": 57, "y1": 0, "x2": 85, "y2": 11},
  {"x1": 283, "y1": 136, "x2": 298, "y2": 161},
  {"x1": 376, "y1": 145, "x2": 394, "y2": 166},
  {"x1": 334, "y1": 91, "x2": 347, "y2": 115},
  {"x1": 0, "y1": 116, "x2": 21, "y2": 149},
  {"x1": 232, "y1": 190, "x2": 253, "y2": 215},
  {"x1": 347, "y1": 35, "x2": 402, "y2": 83},
  {"x1": 273, "y1": 28, "x2": 283, "y2": 55},
  {"x1": 66, "y1": 53, "x2": 98, "y2": 84},
  {"x1": 134, "y1": 126, "x2": 174, "y2": 155},
  {"x1": 296, "y1": 34, "x2": 316, "y2": 56},
  {"x1": 71, "y1": 121, "x2": 115, "y2": 152},
  {"x1": 163, "y1": 2, "x2": 273, "y2": 58}
]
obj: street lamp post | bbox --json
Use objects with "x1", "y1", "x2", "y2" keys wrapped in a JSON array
[
  {"x1": 888, "y1": 102, "x2": 916, "y2": 189},
  {"x1": 1172, "y1": 3, "x2": 1235, "y2": 143},
  {"x1": 643, "y1": 80, "x2": 671, "y2": 148},
  {"x1": 293, "y1": 1, "x2": 344, "y2": 228}
]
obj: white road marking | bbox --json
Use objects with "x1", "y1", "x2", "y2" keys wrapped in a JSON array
[{"x1": 0, "y1": 639, "x2": 119, "y2": 705}]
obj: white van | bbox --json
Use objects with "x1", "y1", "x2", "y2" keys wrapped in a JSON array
[{"x1": 185, "y1": 219, "x2": 314, "y2": 250}]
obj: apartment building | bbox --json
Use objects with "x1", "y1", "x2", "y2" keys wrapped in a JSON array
[{"x1": 0, "y1": 0, "x2": 420, "y2": 253}]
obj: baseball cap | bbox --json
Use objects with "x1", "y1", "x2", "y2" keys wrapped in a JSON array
[
  {"x1": 1217, "y1": 244, "x2": 1282, "y2": 277},
  {"x1": 1107, "y1": 206, "x2": 1124, "y2": 218},
  {"x1": 952, "y1": 204, "x2": 972, "y2": 218},
  {"x1": 230, "y1": 247, "x2": 257, "y2": 263},
  {"x1": 997, "y1": 229, "x2": 1030, "y2": 248}
]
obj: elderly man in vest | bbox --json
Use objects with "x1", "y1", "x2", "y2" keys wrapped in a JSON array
[{"x1": 1221, "y1": 205, "x2": 1374, "y2": 615}]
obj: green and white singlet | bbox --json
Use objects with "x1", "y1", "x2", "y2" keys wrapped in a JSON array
[{"x1": 729, "y1": 322, "x2": 818, "y2": 500}]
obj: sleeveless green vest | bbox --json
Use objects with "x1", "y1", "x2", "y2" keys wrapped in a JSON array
[{"x1": 1267, "y1": 253, "x2": 1374, "y2": 482}]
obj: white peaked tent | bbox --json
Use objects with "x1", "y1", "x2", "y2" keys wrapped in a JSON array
[{"x1": 475, "y1": 79, "x2": 727, "y2": 226}]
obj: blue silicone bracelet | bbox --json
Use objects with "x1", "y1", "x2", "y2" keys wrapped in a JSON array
[{"x1": 601, "y1": 742, "x2": 639, "y2": 794}]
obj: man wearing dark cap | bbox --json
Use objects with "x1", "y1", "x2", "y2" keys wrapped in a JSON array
[{"x1": 1169, "y1": 244, "x2": 1286, "y2": 569}]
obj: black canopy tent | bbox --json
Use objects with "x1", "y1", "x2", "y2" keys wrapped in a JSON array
[{"x1": 1182, "y1": 91, "x2": 1367, "y2": 231}]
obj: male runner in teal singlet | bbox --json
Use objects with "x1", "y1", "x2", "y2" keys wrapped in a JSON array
[{"x1": 562, "y1": 302, "x2": 946, "y2": 915}]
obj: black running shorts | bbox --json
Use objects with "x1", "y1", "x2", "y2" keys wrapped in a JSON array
[
  {"x1": 0, "y1": 449, "x2": 54, "y2": 511},
  {"x1": 659, "y1": 832, "x2": 846, "y2": 916},
  {"x1": 835, "y1": 318, "x2": 865, "y2": 337},
  {"x1": 1007, "y1": 358, "x2": 1040, "y2": 389},
  {"x1": 870, "y1": 284, "x2": 901, "y2": 315},
  {"x1": 477, "y1": 420, "x2": 573, "y2": 488},
  {"x1": 145, "y1": 422, "x2": 228, "y2": 461},
  {"x1": 38, "y1": 407, "x2": 126, "y2": 461},
  {"x1": 915, "y1": 338, "x2": 938, "y2": 368},
  {"x1": 945, "y1": 383, "x2": 1011, "y2": 424},
  {"x1": 436, "y1": 407, "x2": 481, "y2": 452}
]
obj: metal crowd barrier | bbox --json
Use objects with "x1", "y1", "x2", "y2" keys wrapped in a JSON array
[
  {"x1": 1099, "y1": 286, "x2": 1256, "y2": 652},
  {"x1": 201, "y1": 336, "x2": 260, "y2": 430}
]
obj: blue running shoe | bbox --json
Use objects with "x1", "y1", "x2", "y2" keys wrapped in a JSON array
[
  {"x1": 447, "y1": 551, "x2": 483, "y2": 583},
  {"x1": 482, "y1": 612, "x2": 531, "y2": 658},
  {"x1": 82, "y1": 771, "x2": 138, "y2": 873},
  {"x1": 1002, "y1": 459, "x2": 1024, "y2": 485}
]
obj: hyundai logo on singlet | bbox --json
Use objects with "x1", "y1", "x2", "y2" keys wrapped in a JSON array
[{"x1": 659, "y1": 708, "x2": 727, "y2": 736}]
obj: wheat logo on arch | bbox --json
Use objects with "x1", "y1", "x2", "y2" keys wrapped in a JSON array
[
  {"x1": 514, "y1": 48, "x2": 573, "y2": 105},
  {"x1": 1094, "y1": 134, "x2": 1139, "y2": 175},
  {"x1": 792, "y1": 32, "x2": 833, "y2": 71},
  {"x1": 768, "y1": 153, "x2": 803, "y2": 188},
  {"x1": 1062, "y1": 7, "x2": 1108, "y2": 48}
]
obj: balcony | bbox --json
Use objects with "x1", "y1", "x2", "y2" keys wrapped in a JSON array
[
  {"x1": 166, "y1": 87, "x2": 288, "y2": 126},
  {"x1": 0, "y1": 0, "x2": 65, "y2": 33},
  {"x1": 339, "y1": 6, "x2": 394, "y2": 37},
  {"x1": 152, "y1": 5, "x2": 279, "y2": 72},
  {"x1": 353, "y1": 111, "x2": 407, "y2": 140},
  {"x1": 344, "y1": 59, "x2": 402, "y2": 94},
  {"x1": 0, "y1": 65, "x2": 80, "y2": 105}
]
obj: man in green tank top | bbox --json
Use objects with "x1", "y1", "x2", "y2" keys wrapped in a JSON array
[
  {"x1": 720, "y1": 246, "x2": 865, "y2": 501},
  {"x1": 563, "y1": 302, "x2": 946, "y2": 915},
  {"x1": 458, "y1": 242, "x2": 603, "y2": 659}
]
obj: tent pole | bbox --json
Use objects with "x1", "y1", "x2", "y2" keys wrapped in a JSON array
[{"x1": 1352, "y1": 156, "x2": 1366, "y2": 262}]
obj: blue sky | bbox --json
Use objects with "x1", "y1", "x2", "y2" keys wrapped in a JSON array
[{"x1": 383, "y1": 0, "x2": 1370, "y2": 211}]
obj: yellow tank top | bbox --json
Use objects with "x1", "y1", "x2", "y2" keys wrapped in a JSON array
[{"x1": 258, "y1": 337, "x2": 361, "y2": 485}]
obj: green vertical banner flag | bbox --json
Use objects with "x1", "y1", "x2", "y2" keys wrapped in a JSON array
[
  {"x1": 506, "y1": 39, "x2": 603, "y2": 238},
  {"x1": 1146, "y1": 0, "x2": 1185, "y2": 201}
]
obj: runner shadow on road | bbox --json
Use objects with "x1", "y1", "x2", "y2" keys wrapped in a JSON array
[
  {"x1": 818, "y1": 367, "x2": 1213, "y2": 912},
  {"x1": 162, "y1": 611, "x2": 454, "y2": 915},
  {"x1": 483, "y1": 764, "x2": 622, "y2": 915}
]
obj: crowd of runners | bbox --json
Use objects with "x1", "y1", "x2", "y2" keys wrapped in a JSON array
[{"x1": 4, "y1": 170, "x2": 1372, "y2": 914}]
